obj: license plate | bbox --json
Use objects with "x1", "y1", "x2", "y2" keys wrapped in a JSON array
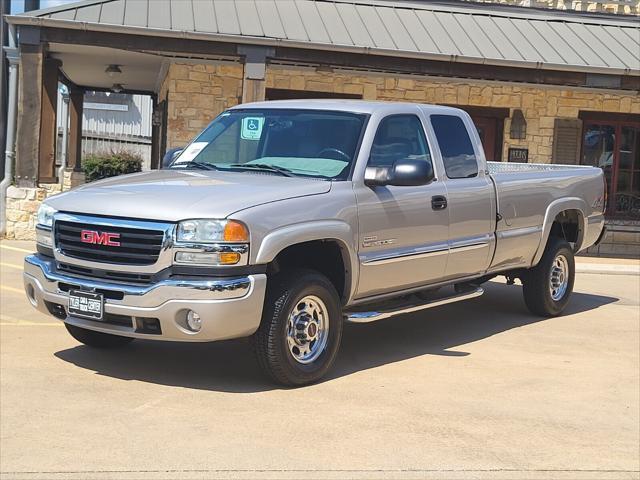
[{"x1": 68, "y1": 290, "x2": 104, "y2": 320}]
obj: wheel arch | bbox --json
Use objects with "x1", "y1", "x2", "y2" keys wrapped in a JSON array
[
  {"x1": 532, "y1": 197, "x2": 587, "y2": 266},
  {"x1": 254, "y1": 221, "x2": 358, "y2": 303}
]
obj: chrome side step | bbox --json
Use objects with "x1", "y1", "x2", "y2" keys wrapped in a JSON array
[{"x1": 345, "y1": 286, "x2": 484, "y2": 323}]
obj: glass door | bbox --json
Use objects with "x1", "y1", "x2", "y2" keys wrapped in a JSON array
[{"x1": 582, "y1": 121, "x2": 640, "y2": 220}]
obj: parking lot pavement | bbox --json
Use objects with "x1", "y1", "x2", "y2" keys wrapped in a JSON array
[{"x1": 1, "y1": 240, "x2": 639, "y2": 480}]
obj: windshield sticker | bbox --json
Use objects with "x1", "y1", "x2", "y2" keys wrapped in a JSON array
[
  {"x1": 174, "y1": 142, "x2": 208, "y2": 163},
  {"x1": 241, "y1": 117, "x2": 264, "y2": 140}
]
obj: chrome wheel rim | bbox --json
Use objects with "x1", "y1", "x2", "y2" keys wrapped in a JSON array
[
  {"x1": 286, "y1": 295, "x2": 329, "y2": 364},
  {"x1": 549, "y1": 254, "x2": 569, "y2": 301}
]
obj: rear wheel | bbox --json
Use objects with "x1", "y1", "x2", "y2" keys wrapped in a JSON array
[
  {"x1": 253, "y1": 269, "x2": 343, "y2": 387},
  {"x1": 65, "y1": 323, "x2": 134, "y2": 348},
  {"x1": 522, "y1": 238, "x2": 575, "y2": 317}
]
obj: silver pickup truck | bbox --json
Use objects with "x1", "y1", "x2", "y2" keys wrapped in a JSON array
[{"x1": 24, "y1": 100, "x2": 606, "y2": 386}]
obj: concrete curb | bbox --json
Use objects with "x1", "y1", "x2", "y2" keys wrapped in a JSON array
[{"x1": 576, "y1": 263, "x2": 640, "y2": 276}]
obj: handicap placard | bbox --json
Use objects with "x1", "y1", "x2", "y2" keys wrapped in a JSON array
[{"x1": 241, "y1": 117, "x2": 264, "y2": 140}]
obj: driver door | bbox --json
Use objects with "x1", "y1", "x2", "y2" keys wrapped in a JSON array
[{"x1": 354, "y1": 114, "x2": 449, "y2": 298}]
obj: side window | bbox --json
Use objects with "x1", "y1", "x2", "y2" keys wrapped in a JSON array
[
  {"x1": 369, "y1": 115, "x2": 432, "y2": 168},
  {"x1": 431, "y1": 115, "x2": 478, "y2": 179}
]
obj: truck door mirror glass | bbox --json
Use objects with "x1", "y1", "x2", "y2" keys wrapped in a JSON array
[
  {"x1": 162, "y1": 147, "x2": 184, "y2": 169},
  {"x1": 365, "y1": 158, "x2": 434, "y2": 187}
]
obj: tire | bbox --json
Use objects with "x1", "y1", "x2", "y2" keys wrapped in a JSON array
[
  {"x1": 522, "y1": 237, "x2": 575, "y2": 317},
  {"x1": 252, "y1": 269, "x2": 343, "y2": 387},
  {"x1": 65, "y1": 323, "x2": 134, "y2": 348}
]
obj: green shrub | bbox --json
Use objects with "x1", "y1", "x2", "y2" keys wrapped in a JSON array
[{"x1": 83, "y1": 151, "x2": 143, "y2": 182}]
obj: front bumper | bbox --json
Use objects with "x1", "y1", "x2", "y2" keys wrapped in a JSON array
[{"x1": 23, "y1": 254, "x2": 267, "y2": 342}]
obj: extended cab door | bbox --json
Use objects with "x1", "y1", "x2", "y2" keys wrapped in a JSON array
[
  {"x1": 428, "y1": 113, "x2": 495, "y2": 279},
  {"x1": 354, "y1": 113, "x2": 449, "y2": 298}
]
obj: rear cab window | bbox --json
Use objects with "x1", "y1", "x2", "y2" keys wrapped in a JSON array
[{"x1": 430, "y1": 115, "x2": 479, "y2": 179}]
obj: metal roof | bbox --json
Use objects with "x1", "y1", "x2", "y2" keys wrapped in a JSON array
[{"x1": 7, "y1": 0, "x2": 640, "y2": 75}]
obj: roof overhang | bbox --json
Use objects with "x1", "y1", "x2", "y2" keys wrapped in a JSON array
[{"x1": 7, "y1": 14, "x2": 638, "y2": 78}]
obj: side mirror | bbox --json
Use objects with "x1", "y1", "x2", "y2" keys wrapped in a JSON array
[
  {"x1": 161, "y1": 147, "x2": 184, "y2": 169},
  {"x1": 364, "y1": 158, "x2": 434, "y2": 187}
]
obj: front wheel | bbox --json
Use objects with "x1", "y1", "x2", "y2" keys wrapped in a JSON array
[
  {"x1": 65, "y1": 323, "x2": 134, "y2": 348},
  {"x1": 522, "y1": 238, "x2": 575, "y2": 317},
  {"x1": 252, "y1": 269, "x2": 343, "y2": 387}
]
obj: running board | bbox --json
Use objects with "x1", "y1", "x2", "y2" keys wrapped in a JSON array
[{"x1": 345, "y1": 287, "x2": 484, "y2": 323}]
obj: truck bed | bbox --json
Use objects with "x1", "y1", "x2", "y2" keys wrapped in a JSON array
[
  {"x1": 487, "y1": 161, "x2": 604, "y2": 272},
  {"x1": 487, "y1": 161, "x2": 592, "y2": 174}
]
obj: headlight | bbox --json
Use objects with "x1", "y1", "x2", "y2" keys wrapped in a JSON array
[
  {"x1": 36, "y1": 204, "x2": 57, "y2": 229},
  {"x1": 176, "y1": 219, "x2": 249, "y2": 243}
]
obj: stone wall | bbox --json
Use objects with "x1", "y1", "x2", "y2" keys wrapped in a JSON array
[
  {"x1": 265, "y1": 65, "x2": 640, "y2": 164},
  {"x1": 159, "y1": 61, "x2": 243, "y2": 150},
  {"x1": 4, "y1": 60, "x2": 639, "y2": 255},
  {"x1": 3, "y1": 170, "x2": 84, "y2": 240}
]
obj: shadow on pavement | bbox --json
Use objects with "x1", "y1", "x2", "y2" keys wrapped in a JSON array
[{"x1": 54, "y1": 281, "x2": 617, "y2": 393}]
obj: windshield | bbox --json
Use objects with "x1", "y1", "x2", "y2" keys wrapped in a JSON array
[{"x1": 171, "y1": 109, "x2": 367, "y2": 180}]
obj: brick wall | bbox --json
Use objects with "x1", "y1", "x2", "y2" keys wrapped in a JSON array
[
  {"x1": 159, "y1": 61, "x2": 243, "y2": 150},
  {"x1": 3, "y1": 171, "x2": 84, "y2": 240},
  {"x1": 265, "y1": 65, "x2": 640, "y2": 164},
  {"x1": 4, "y1": 60, "x2": 639, "y2": 251}
]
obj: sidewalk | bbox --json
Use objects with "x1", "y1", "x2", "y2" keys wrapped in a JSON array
[{"x1": 576, "y1": 256, "x2": 640, "y2": 275}]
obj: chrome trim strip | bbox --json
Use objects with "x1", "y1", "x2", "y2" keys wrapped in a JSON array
[
  {"x1": 362, "y1": 234, "x2": 491, "y2": 266},
  {"x1": 449, "y1": 233, "x2": 492, "y2": 250},
  {"x1": 346, "y1": 287, "x2": 484, "y2": 323},
  {"x1": 361, "y1": 242, "x2": 449, "y2": 265},
  {"x1": 25, "y1": 254, "x2": 251, "y2": 302},
  {"x1": 496, "y1": 225, "x2": 542, "y2": 240},
  {"x1": 449, "y1": 242, "x2": 487, "y2": 253}
]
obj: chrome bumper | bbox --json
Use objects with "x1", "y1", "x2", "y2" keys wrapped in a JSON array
[{"x1": 23, "y1": 254, "x2": 267, "y2": 342}]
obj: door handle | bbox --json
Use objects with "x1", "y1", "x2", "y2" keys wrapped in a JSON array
[{"x1": 431, "y1": 195, "x2": 448, "y2": 210}]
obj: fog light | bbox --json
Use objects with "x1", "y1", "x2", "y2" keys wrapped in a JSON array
[
  {"x1": 186, "y1": 310, "x2": 202, "y2": 332},
  {"x1": 26, "y1": 283, "x2": 37, "y2": 307}
]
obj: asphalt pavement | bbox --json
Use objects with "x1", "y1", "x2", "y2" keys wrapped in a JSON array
[{"x1": 1, "y1": 241, "x2": 638, "y2": 480}]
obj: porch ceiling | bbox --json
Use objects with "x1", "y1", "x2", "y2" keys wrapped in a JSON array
[{"x1": 49, "y1": 43, "x2": 164, "y2": 92}]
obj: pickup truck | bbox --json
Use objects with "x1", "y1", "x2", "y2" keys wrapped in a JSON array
[{"x1": 24, "y1": 100, "x2": 606, "y2": 386}]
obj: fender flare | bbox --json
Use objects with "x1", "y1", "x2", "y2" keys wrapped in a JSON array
[
  {"x1": 531, "y1": 197, "x2": 587, "y2": 266},
  {"x1": 254, "y1": 220, "x2": 359, "y2": 302}
]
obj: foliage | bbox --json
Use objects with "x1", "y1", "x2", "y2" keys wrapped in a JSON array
[{"x1": 83, "y1": 151, "x2": 143, "y2": 182}]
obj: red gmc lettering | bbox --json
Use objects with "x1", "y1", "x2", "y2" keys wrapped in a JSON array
[{"x1": 80, "y1": 230, "x2": 121, "y2": 247}]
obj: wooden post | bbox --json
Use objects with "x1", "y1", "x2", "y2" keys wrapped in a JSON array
[
  {"x1": 67, "y1": 86, "x2": 84, "y2": 172},
  {"x1": 150, "y1": 94, "x2": 160, "y2": 170},
  {"x1": 242, "y1": 79, "x2": 266, "y2": 104},
  {"x1": 15, "y1": 44, "x2": 43, "y2": 187},
  {"x1": 38, "y1": 57, "x2": 60, "y2": 183},
  {"x1": 238, "y1": 46, "x2": 272, "y2": 104}
]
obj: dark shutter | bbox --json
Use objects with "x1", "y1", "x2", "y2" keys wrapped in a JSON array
[{"x1": 552, "y1": 118, "x2": 583, "y2": 165}]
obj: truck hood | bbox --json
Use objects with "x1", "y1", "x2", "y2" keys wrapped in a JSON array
[{"x1": 46, "y1": 170, "x2": 332, "y2": 222}]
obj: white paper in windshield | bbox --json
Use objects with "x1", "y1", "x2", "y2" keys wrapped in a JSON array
[{"x1": 174, "y1": 142, "x2": 208, "y2": 163}]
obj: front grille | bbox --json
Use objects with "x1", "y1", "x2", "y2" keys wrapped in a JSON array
[
  {"x1": 55, "y1": 220, "x2": 165, "y2": 266},
  {"x1": 57, "y1": 263, "x2": 154, "y2": 285}
]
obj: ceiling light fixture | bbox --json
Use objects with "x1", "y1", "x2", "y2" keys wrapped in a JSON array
[
  {"x1": 111, "y1": 83, "x2": 124, "y2": 93},
  {"x1": 105, "y1": 64, "x2": 122, "y2": 78}
]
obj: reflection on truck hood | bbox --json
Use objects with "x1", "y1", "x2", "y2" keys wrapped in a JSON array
[{"x1": 45, "y1": 169, "x2": 332, "y2": 222}]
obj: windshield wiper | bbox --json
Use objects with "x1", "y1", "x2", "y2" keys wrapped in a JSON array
[
  {"x1": 228, "y1": 163, "x2": 294, "y2": 177},
  {"x1": 173, "y1": 161, "x2": 219, "y2": 171}
]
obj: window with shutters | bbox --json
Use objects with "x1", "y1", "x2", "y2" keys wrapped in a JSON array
[{"x1": 579, "y1": 113, "x2": 640, "y2": 220}]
